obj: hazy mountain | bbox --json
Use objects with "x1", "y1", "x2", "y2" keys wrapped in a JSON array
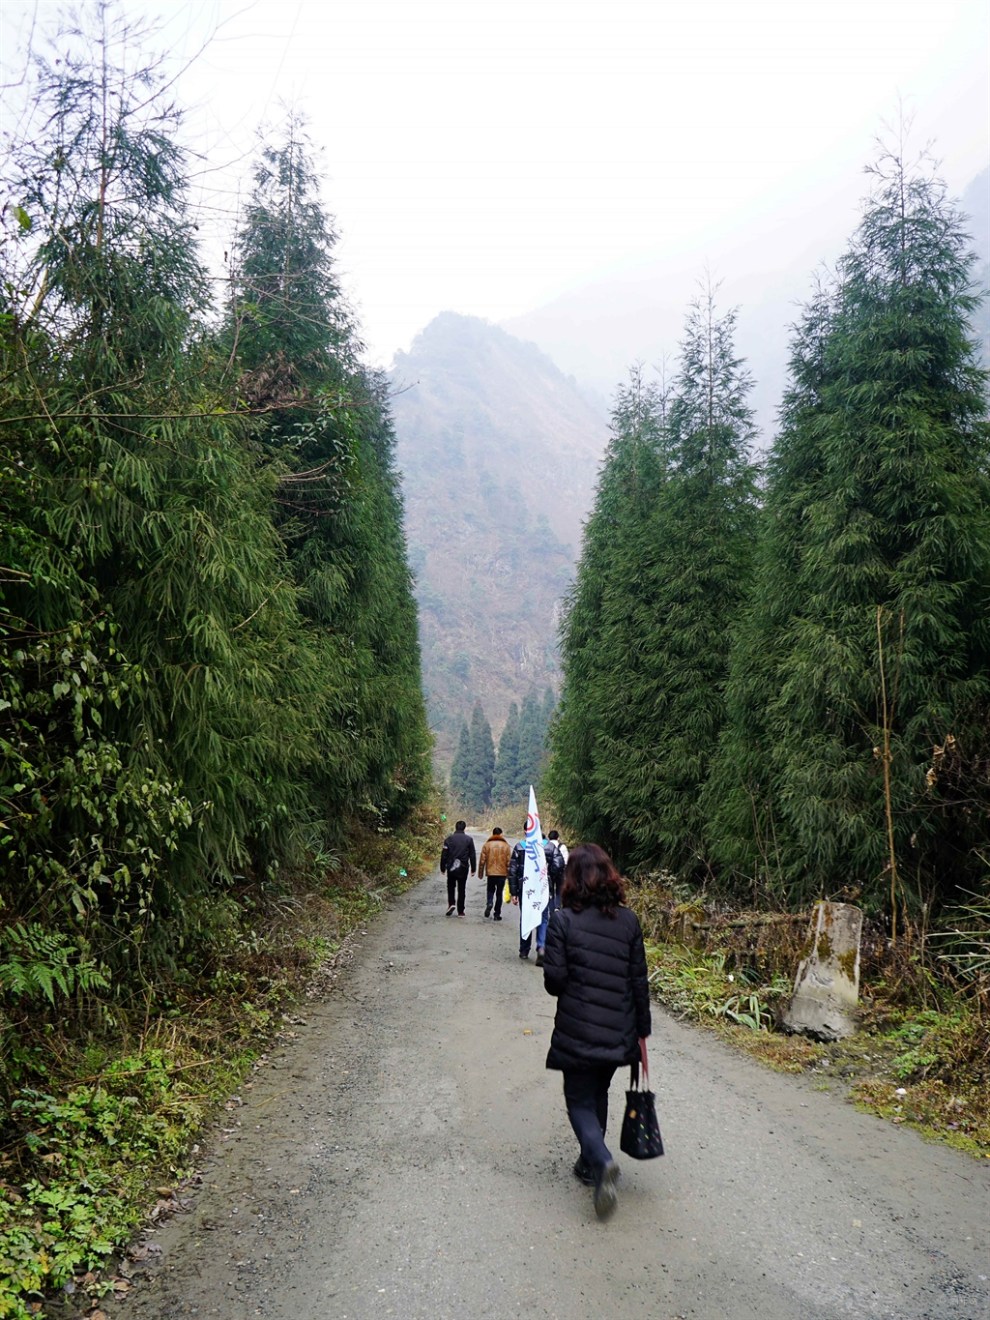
[
  {"x1": 390, "y1": 313, "x2": 608, "y2": 768},
  {"x1": 502, "y1": 243, "x2": 833, "y2": 447}
]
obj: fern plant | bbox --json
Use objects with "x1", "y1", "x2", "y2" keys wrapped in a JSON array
[{"x1": 0, "y1": 924, "x2": 109, "y2": 1007}]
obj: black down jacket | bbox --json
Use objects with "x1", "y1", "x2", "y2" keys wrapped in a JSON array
[{"x1": 542, "y1": 905, "x2": 651, "y2": 1071}]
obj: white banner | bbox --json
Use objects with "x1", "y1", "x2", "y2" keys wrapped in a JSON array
[{"x1": 519, "y1": 785, "x2": 549, "y2": 939}]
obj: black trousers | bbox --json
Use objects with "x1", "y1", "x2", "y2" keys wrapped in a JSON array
[
  {"x1": 485, "y1": 875, "x2": 505, "y2": 915},
  {"x1": 562, "y1": 1065, "x2": 617, "y2": 1171},
  {"x1": 446, "y1": 868, "x2": 467, "y2": 913}
]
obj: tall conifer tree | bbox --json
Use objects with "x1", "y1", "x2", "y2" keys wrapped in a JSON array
[
  {"x1": 464, "y1": 701, "x2": 495, "y2": 811},
  {"x1": 494, "y1": 702, "x2": 522, "y2": 805},
  {"x1": 706, "y1": 283, "x2": 839, "y2": 890},
  {"x1": 224, "y1": 118, "x2": 430, "y2": 830},
  {"x1": 622, "y1": 291, "x2": 759, "y2": 873},
  {"x1": 741, "y1": 149, "x2": 990, "y2": 911},
  {"x1": 545, "y1": 367, "x2": 669, "y2": 851},
  {"x1": 449, "y1": 722, "x2": 472, "y2": 804}
]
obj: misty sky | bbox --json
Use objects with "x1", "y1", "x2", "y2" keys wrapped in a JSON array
[{"x1": 3, "y1": 0, "x2": 988, "y2": 370}]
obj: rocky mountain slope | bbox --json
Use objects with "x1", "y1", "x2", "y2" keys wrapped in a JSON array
[{"x1": 390, "y1": 313, "x2": 607, "y2": 768}]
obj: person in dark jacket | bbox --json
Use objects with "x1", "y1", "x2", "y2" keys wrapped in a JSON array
[
  {"x1": 543, "y1": 843, "x2": 652, "y2": 1220},
  {"x1": 439, "y1": 821, "x2": 476, "y2": 917}
]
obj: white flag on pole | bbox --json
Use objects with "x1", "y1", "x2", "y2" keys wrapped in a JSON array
[{"x1": 519, "y1": 785, "x2": 549, "y2": 939}]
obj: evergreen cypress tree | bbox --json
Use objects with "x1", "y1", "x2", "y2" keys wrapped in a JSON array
[
  {"x1": 449, "y1": 722, "x2": 472, "y2": 804},
  {"x1": 464, "y1": 701, "x2": 495, "y2": 811},
  {"x1": 516, "y1": 691, "x2": 546, "y2": 797},
  {"x1": 545, "y1": 366, "x2": 670, "y2": 852},
  {"x1": 548, "y1": 320, "x2": 758, "y2": 875},
  {"x1": 494, "y1": 702, "x2": 522, "y2": 806},
  {"x1": 540, "y1": 687, "x2": 557, "y2": 740},
  {"x1": 616, "y1": 291, "x2": 759, "y2": 873},
  {"x1": 706, "y1": 282, "x2": 839, "y2": 892},
  {"x1": 750, "y1": 149, "x2": 990, "y2": 912}
]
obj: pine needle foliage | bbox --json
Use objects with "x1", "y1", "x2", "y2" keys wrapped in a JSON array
[
  {"x1": 706, "y1": 282, "x2": 839, "y2": 891},
  {"x1": 545, "y1": 365, "x2": 675, "y2": 858},
  {"x1": 494, "y1": 702, "x2": 522, "y2": 805},
  {"x1": 449, "y1": 721, "x2": 472, "y2": 803},
  {"x1": 712, "y1": 147, "x2": 990, "y2": 913},
  {"x1": 626, "y1": 294, "x2": 759, "y2": 873}
]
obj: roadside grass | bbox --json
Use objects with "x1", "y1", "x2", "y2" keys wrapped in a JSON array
[
  {"x1": 632, "y1": 884, "x2": 990, "y2": 1161},
  {"x1": 0, "y1": 805, "x2": 444, "y2": 1320}
]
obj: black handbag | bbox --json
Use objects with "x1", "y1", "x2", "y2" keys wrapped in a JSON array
[{"x1": 619, "y1": 1038, "x2": 664, "y2": 1160}]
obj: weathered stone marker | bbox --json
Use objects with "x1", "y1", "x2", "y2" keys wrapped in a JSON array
[{"x1": 783, "y1": 901, "x2": 863, "y2": 1041}]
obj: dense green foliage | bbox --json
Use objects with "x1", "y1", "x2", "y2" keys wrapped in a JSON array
[
  {"x1": 492, "y1": 687, "x2": 555, "y2": 806},
  {"x1": 546, "y1": 367, "x2": 671, "y2": 847},
  {"x1": 223, "y1": 118, "x2": 431, "y2": 829},
  {"x1": 1, "y1": 10, "x2": 314, "y2": 970},
  {"x1": 550, "y1": 153, "x2": 989, "y2": 914},
  {"x1": 493, "y1": 701, "x2": 522, "y2": 804},
  {"x1": 547, "y1": 307, "x2": 760, "y2": 875},
  {"x1": 711, "y1": 151, "x2": 990, "y2": 915},
  {"x1": 1, "y1": 0, "x2": 429, "y2": 1131}
]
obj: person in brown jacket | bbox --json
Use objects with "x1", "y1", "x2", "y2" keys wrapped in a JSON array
[{"x1": 478, "y1": 826, "x2": 511, "y2": 920}]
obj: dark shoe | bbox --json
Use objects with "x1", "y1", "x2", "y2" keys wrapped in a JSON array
[
  {"x1": 519, "y1": 951, "x2": 529, "y2": 959},
  {"x1": 457, "y1": 911, "x2": 465, "y2": 917},
  {"x1": 573, "y1": 1157, "x2": 595, "y2": 1187},
  {"x1": 493, "y1": 913, "x2": 502, "y2": 921},
  {"x1": 594, "y1": 1161, "x2": 620, "y2": 1220},
  {"x1": 445, "y1": 906, "x2": 455, "y2": 917},
  {"x1": 535, "y1": 948, "x2": 545, "y2": 967},
  {"x1": 484, "y1": 905, "x2": 492, "y2": 918}
]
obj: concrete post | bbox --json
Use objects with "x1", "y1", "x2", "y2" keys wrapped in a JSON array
[{"x1": 783, "y1": 901, "x2": 863, "y2": 1042}]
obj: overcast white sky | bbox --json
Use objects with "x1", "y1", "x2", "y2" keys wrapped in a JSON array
[{"x1": 3, "y1": 0, "x2": 989, "y2": 368}]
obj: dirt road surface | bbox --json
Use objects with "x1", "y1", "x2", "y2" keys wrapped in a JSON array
[{"x1": 117, "y1": 844, "x2": 990, "y2": 1320}]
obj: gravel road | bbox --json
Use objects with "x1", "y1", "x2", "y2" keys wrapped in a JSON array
[{"x1": 117, "y1": 842, "x2": 990, "y2": 1320}]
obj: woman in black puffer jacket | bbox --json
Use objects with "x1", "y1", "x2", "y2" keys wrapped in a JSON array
[{"x1": 543, "y1": 843, "x2": 652, "y2": 1220}]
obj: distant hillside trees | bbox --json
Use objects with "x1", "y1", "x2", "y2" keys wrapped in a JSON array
[
  {"x1": 0, "y1": 21, "x2": 431, "y2": 980},
  {"x1": 549, "y1": 149, "x2": 990, "y2": 919},
  {"x1": 449, "y1": 722, "x2": 473, "y2": 804},
  {"x1": 449, "y1": 689, "x2": 557, "y2": 811},
  {"x1": 492, "y1": 688, "x2": 556, "y2": 806},
  {"x1": 494, "y1": 703, "x2": 522, "y2": 803},
  {"x1": 449, "y1": 702, "x2": 495, "y2": 811},
  {"x1": 464, "y1": 702, "x2": 496, "y2": 809}
]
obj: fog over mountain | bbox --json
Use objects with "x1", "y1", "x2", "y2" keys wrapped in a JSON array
[{"x1": 505, "y1": 168, "x2": 990, "y2": 440}]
